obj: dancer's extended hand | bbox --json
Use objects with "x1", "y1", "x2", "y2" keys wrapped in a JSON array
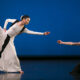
[
  {"x1": 44, "y1": 32, "x2": 50, "y2": 35},
  {"x1": 57, "y1": 40, "x2": 73, "y2": 45},
  {"x1": 57, "y1": 40, "x2": 63, "y2": 44}
]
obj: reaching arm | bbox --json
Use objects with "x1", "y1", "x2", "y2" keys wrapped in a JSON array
[
  {"x1": 23, "y1": 28, "x2": 44, "y2": 35},
  {"x1": 57, "y1": 40, "x2": 80, "y2": 46},
  {"x1": 72, "y1": 42, "x2": 80, "y2": 45},
  {"x1": 4, "y1": 19, "x2": 16, "y2": 29}
]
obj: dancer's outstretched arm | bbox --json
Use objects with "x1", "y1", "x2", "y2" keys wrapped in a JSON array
[
  {"x1": 23, "y1": 28, "x2": 50, "y2": 35},
  {"x1": 57, "y1": 40, "x2": 80, "y2": 46},
  {"x1": 4, "y1": 19, "x2": 16, "y2": 31}
]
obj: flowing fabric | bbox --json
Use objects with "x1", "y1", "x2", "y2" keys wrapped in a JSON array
[{"x1": 0, "y1": 26, "x2": 21, "y2": 72}]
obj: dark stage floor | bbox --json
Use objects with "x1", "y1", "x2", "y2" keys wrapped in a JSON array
[{"x1": 0, "y1": 60, "x2": 80, "y2": 80}]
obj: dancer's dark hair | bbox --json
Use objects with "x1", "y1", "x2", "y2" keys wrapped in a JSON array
[{"x1": 20, "y1": 15, "x2": 30, "y2": 20}]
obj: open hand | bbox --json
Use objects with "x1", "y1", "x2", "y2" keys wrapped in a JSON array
[
  {"x1": 44, "y1": 32, "x2": 50, "y2": 35},
  {"x1": 57, "y1": 40, "x2": 63, "y2": 44}
]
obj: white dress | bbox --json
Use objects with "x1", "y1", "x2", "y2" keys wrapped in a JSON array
[
  {"x1": 0, "y1": 73, "x2": 21, "y2": 80},
  {"x1": 0, "y1": 21, "x2": 44, "y2": 72}
]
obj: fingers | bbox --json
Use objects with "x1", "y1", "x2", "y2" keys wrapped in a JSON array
[
  {"x1": 46, "y1": 32, "x2": 50, "y2": 35},
  {"x1": 44, "y1": 32, "x2": 50, "y2": 35},
  {"x1": 57, "y1": 40, "x2": 62, "y2": 44}
]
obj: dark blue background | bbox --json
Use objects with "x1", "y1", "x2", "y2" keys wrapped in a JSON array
[{"x1": 0, "y1": 0, "x2": 80, "y2": 56}]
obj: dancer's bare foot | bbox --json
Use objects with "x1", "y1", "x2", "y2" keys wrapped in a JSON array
[{"x1": 19, "y1": 71, "x2": 24, "y2": 74}]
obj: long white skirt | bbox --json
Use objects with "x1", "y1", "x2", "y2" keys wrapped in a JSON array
[
  {"x1": 0, "y1": 73, "x2": 21, "y2": 80},
  {"x1": 0, "y1": 26, "x2": 21, "y2": 72}
]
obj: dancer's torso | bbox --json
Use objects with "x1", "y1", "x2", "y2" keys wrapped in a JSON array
[{"x1": 6, "y1": 23, "x2": 24, "y2": 37}]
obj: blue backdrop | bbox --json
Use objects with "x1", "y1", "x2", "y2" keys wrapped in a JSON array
[{"x1": 0, "y1": 0, "x2": 80, "y2": 56}]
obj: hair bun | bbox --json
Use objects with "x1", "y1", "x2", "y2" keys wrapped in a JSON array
[
  {"x1": 20, "y1": 15, "x2": 30, "y2": 20},
  {"x1": 20, "y1": 15, "x2": 23, "y2": 20}
]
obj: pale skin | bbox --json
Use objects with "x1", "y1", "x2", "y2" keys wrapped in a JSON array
[
  {"x1": 57, "y1": 40, "x2": 80, "y2": 46},
  {"x1": 3, "y1": 17, "x2": 50, "y2": 74},
  {"x1": 3, "y1": 18, "x2": 50, "y2": 35}
]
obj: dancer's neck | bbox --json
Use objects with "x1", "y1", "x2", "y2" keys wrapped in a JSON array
[{"x1": 17, "y1": 21, "x2": 26, "y2": 27}]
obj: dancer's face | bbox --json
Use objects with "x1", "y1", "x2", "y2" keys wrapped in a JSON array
[{"x1": 23, "y1": 18, "x2": 30, "y2": 25}]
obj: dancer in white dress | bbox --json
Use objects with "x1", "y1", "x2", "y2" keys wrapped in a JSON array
[{"x1": 0, "y1": 15, "x2": 50, "y2": 74}]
